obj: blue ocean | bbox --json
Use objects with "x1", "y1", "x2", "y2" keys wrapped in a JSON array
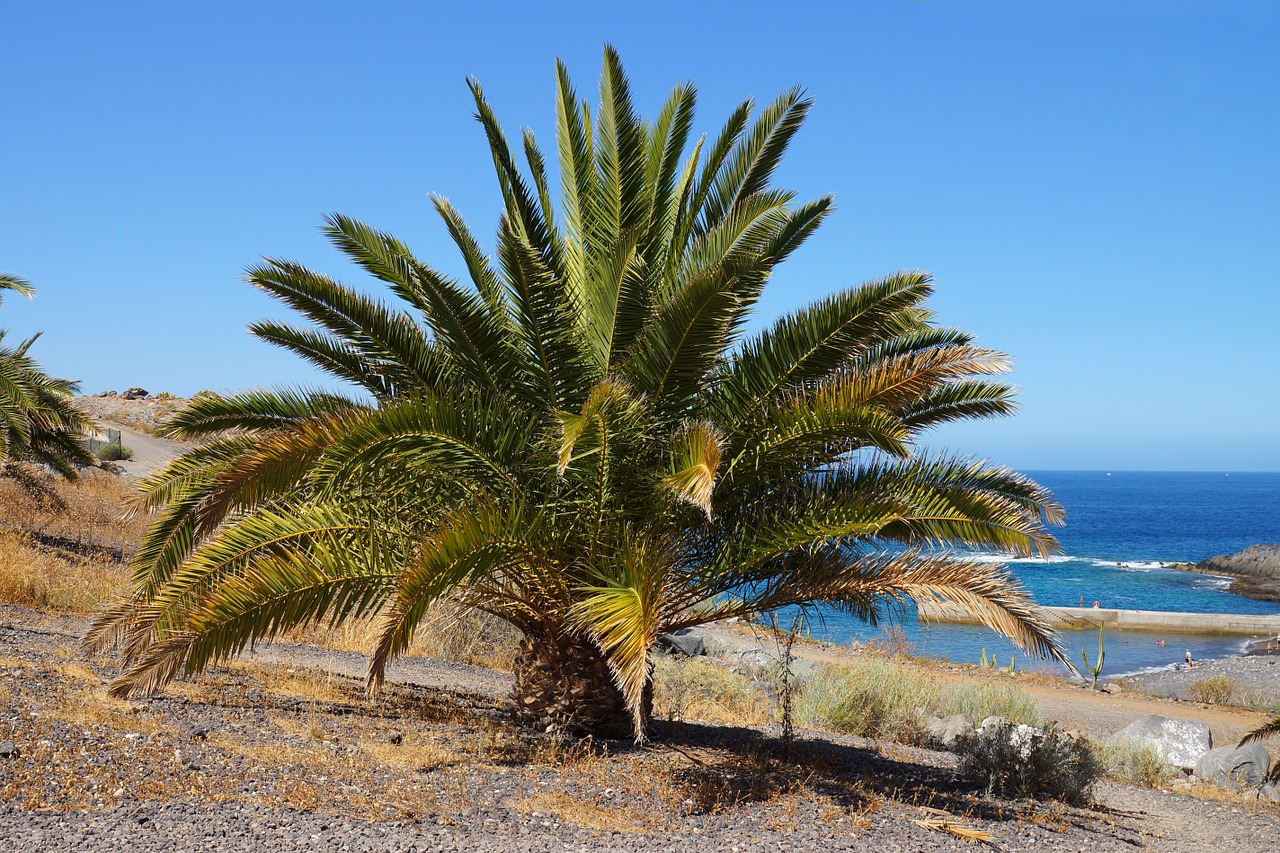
[{"x1": 803, "y1": 471, "x2": 1280, "y2": 678}]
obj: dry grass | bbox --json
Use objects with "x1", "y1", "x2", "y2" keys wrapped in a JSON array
[
  {"x1": 653, "y1": 656, "x2": 774, "y2": 725},
  {"x1": 283, "y1": 605, "x2": 521, "y2": 672},
  {"x1": 514, "y1": 788, "x2": 656, "y2": 834},
  {"x1": 0, "y1": 469, "x2": 142, "y2": 612},
  {"x1": 0, "y1": 530, "x2": 128, "y2": 612},
  {"x1": 1186, "y1": 674, "x2": 1236, "y2": 705},
  {"x1": 0, "y1": 468, "x2": 144, "y2": 553}
]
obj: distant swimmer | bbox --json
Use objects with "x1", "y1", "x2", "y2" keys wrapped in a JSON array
[{"x1": 1092, "y1": 601, "x2": 1100, "y2": 609}]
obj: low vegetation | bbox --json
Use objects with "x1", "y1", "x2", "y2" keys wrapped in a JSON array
[
  {"x1": 796, "y1": 657, "x2": 1041, "y2": 744},
  {"x1": 1186, "y1": 674, "x2": 1235, "y2": 705},
  {"x1": 0, "y1": 470, "x2": 143, "y2": 612},
  {"x1": 653, "y1": 657, "x2": 774, "y2": 726},
  {"x1": 954, "y1": 720, "x2": 1102, "y2": 805},
  {"x1": 1102, "y1": 740, "x2": 1175, "y2": 788}
]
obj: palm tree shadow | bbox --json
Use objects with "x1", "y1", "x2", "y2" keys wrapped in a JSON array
[{"x1": 646, "y1": 719, "x2": 1123, "y2": 838}]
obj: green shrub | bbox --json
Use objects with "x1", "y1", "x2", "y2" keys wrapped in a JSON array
[
  {"x1": 1102, "y1": 741, "x2": 1175, "y2": 788},
  {"x1": 95, "y1": 443, "x2": 133, "y2": 462},
  {"x1": 954, "y1": 720, "x2": 1102, "y2": 804},
  {"x1": 1186, "y1": 675, "x2": 1235, "y2": 705},
  {"x1": 940, "y1": 680, "x2": 1041, "y2": 727},
  {"x1": 796, "y1": 659, "x2": 940, "y2": 743}
]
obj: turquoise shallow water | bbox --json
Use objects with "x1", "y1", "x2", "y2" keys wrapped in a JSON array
[{"x1": 797, "y1": 471, "x2": 1280, "y2": 677}]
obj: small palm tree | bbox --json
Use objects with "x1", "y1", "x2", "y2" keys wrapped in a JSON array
[
  {"x1": 89, "y1": 49, "x2": 1069, "y2": 740},
  {"x1": 0, "y1": 274, "x2": 95, "y2": 477}
]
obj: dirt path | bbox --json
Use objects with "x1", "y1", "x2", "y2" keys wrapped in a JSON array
[{"x1": 102, "y1": 423, "x2": 189, "y2": 481}]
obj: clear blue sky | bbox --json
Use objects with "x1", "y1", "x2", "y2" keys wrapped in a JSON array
[{"x1": 3, "y1": 1, "x2": 1277, "y2": 471}]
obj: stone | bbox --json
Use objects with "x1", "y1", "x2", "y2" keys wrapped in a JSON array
[
  {"x1": 1194, "y1": 743, "x2": 1271, "y2": 789},
  {"x1": 122, "y1": 387, "x2": 150, "y2": 400},
  {"x1": 0, "y1": 741, "x2": 19, "y2": 758},
  {"x1": 1259, "y1": 781, "x2": 1280, "y2": 803},
  {"x1": 188, "y1": 723, "x2": 210, "y2": 740},
  {"x1": 387, "y1": 731, "x2": 403, "y2": 745},
  {"x1": 1104, "y1": 715, "x2": 1212, "y2": 770},
  {"x1": 926, "y1": 714, "x2": 973, "y2": 750},
  {"x1": 656, "y1": 628, "x2": 707, "y2": 657},
  {"x1": 977, "y1": 716, "x2": 1046, "y2": 756}
]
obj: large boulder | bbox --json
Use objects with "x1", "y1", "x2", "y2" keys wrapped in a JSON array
[
  {"x1": 1194, "y1": 743, "x2": 1272, "y2": 789},
  {"x1": 1104, "y1": 715, "x2": 1212, "y2": 770},
  {"x1": 926, "y1": 714, "x2": 974, "y2": 750},
  {"x1": 656, "y1": 628, "x2": 707, "y2": 657}
]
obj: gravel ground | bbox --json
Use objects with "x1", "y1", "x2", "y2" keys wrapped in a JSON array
[
  {"x1": 1121, "y1": 648, "x2": 1280, "y2": 706},
  {"x1": 3, "y1": 608, "x2": 1279, "y2": 851}
]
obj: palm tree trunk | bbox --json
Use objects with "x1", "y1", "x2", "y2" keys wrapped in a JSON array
[{"x1": 511, "y1": 632, "x2": 651, "y2": 739}]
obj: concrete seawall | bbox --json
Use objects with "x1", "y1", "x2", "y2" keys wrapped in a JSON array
[{"x1": 917, "y1": 602, "x2": 1280, "y2": 636}]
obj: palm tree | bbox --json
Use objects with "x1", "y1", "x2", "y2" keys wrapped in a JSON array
[
  {"x1": 88, "y1": 48, "x2": 1069, "y2": 740},
  {"x1": 1240, "y1": 716, "x2": 1280, "y2": 783},
  {"x1": 0, "y1": 274, "x2": 95, "y2": 477}
]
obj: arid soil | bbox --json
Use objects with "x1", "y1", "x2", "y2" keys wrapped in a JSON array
[
  {"x1": 3, "y1": 606, "x2": 1279, "y2": 852},
  {"x1": 4, "y1": 398, "x2": 1274, "y2": 850}
]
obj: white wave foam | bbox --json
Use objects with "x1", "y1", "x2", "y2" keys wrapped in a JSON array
[{"x1": 965, "y1": 554, "x2": 1074, "y2": 565}]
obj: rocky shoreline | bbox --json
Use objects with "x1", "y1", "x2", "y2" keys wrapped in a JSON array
[
  {"x1": 1121, "y1": 645, "x2": 1280, "y2": 707},
  {"x1": 1170, "y1": 544, "x2": 1280, "y2": 602}
]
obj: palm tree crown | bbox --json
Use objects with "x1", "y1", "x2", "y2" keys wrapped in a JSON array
[
  {"x1": 1, "y1": 274, "x2": 95, "y2": 477},
  {"x1": 90, "y1": 48, "x2": 1068, "y2": 739}
]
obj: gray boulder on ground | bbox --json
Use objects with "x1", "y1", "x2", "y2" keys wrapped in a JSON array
[
  {"x1": 926, "y1": 714, "x2": 973, "y2": 750},
  {"x1": 122, "y1": 387, "x2": 150, "y2": 400},
  {"x1": 1260, "y1": 780, "x2": 1280, "y2": 803},
  {"x1": 1104, "y1": 715, "x2": 1212, "y2": 770},
  {"x1": 656, "y1": 628, "x2": 707, "y2": 657},
  {"x1": 1194, "y1": 743, "x2": 1272, "y2": 789}
]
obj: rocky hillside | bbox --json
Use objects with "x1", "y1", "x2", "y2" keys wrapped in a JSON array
[
  {"x1": 1172, "y1": 544, "x2": 1280, "y2": 602},
  {"x1": 73, "y1": 390, "x2": 192, "y2": 435}
]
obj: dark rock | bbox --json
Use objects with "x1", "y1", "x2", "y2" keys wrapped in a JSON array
[
  {"x1": 1104, "y1": 714, "x2": 1212, "y2": 770},
  {"x1": 1195, "y1": 743, "x2": 1271, "y2": 789},
  {"x1": 0, "y1": 741, "x2": 18, "y2": 758},
  {"x1": 187, "y1": 723, "x2": 210, "y2": 740},
  {"x1": 1171, "y1": 544, "x2": 1280, "y2": 602},
  {"x1": 122, "y1": 387, "x2": 150, "y2": 400},
  {"x1": 656, "y1": 628, "x2": 707, "y2": 657},
  {"x1": 388, "y1": 731, "x2": 403, "y2": 745}
]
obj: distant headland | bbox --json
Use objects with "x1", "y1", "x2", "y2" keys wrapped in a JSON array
[{"x1": 1170, "y1": 544, "x2": 1280, "y2": 602}]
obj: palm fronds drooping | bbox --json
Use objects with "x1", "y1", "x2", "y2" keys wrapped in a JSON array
[{"x1": 90, "y1": 48, "x2": 1068, "y2": 740}]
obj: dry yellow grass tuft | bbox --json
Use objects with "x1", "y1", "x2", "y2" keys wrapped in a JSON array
[
  {"x1": 0, "y1": 470, "x2": 143, "y2": 612},
  {"x1": 0, "y1": 469, "x2": 144, "y2": 552},
  {"x1": 0, "y1": 529, "x2": 128, "y2": 612},
  {"x1": 514, "y1": 788, "x2": 656, "y2": 834}
]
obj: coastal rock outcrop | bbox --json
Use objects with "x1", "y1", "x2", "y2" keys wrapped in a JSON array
[
  {"x1": 1103, "y1": 715, "x2": 1212, "y2": 770},
  {"x1": 1170, "y1": 544, "x2": 1280, "y2": 602}
]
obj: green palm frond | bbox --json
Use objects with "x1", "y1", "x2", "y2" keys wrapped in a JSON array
[
  {"x1": 368, "y1": 500, "x2": 542, "y2": 691},
  {"x1": 94, "y1": 51, "x2": 1068, "y2": 742},
  {"x1": 163, "y1": 387, "x2": 367, "y2": 438},
  {"x1": 568, "y1": 534, "x2": 686, "y2": 741},
  {"x1": 711, "y1": 272, "x2": 934, "y2": 430},
  {"x1": 0, "y1": 274, "x2": 36, "y2": 302}
]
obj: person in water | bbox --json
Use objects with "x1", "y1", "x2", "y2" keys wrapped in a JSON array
[{"x1": 1185, "y1": 650, "x2": 1195, "y2": 668}]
